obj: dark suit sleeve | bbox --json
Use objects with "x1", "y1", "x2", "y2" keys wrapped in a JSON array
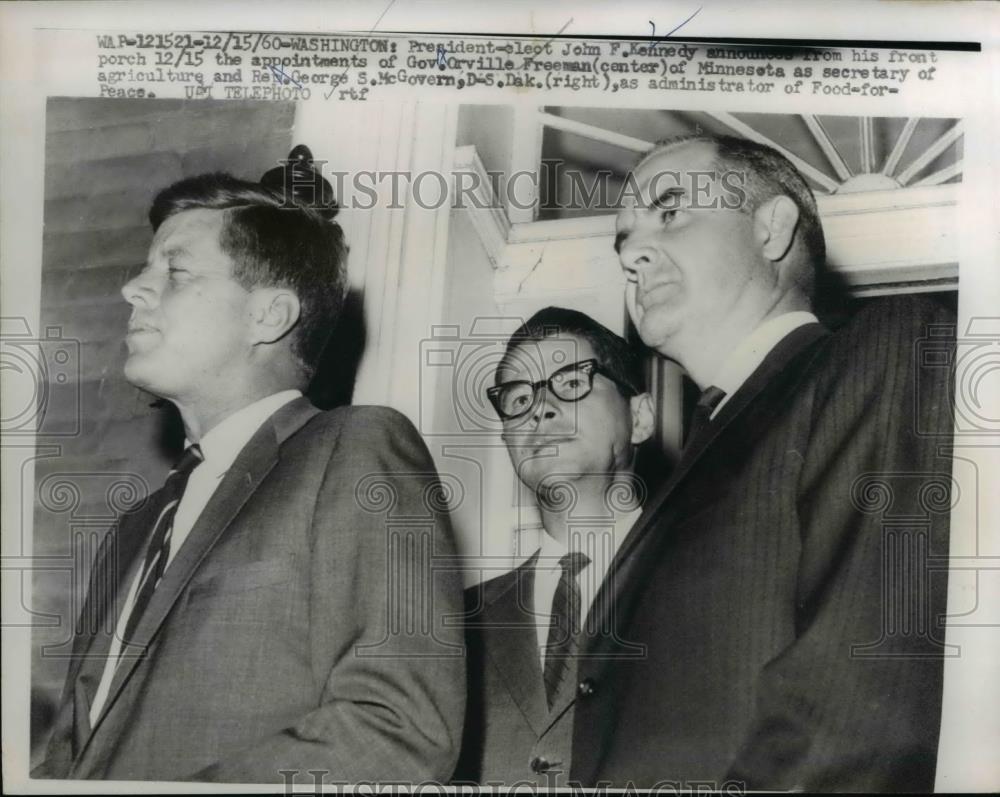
[
  {"x1": 194, "y1": 406, "x2": 466, "y2": 784},
  {"x1": 726, "y1": 297, "x2": 954, "y2": 791}
]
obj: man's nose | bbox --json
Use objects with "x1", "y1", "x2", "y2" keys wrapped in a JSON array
[
  {"x1": 530, "y1": 386, "x2": 560, "y2": 425},
  {"x1": 121, "y1": 268, "x2": 156, "y2": 307},
  {"x1": 619, "y1": 238, "x2": 660, "y2": 288}
]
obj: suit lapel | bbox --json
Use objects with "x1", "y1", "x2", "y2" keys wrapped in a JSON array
[
  {"x1": 81, "y1": 398, "x2": 321, "y2": 745},
  {"x1": 478, "y1": 552, "x2": 596, "y2": 737},
  {"x1": 67, "y1": 498, "x2": 155, "y2": 752},
  {"x1": 541, "y1": 659, "x2": 580, "y2": 735},
  {"x1": 478, "y1": 555, "x2": 549, "y2": 735},
  {"x1": 582, "y1": 323, "x2": 830, "y2": 663},
  {"x1": 617, "y1": 323, "x2": 828, "y2": 569}
]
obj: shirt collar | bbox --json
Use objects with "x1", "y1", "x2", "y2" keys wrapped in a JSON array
[
  {"x1": 184, "y1": 390, "x2": 302, "y2": 478},
  {"x1": 708, "y1": 311, "x2": 818, "y2": 417},
  {"x1": 537, "y1": 506, "x2": 643, "y2": 576}
]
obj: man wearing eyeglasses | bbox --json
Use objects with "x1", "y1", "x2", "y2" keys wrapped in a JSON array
[{"x1": 455, "y1": 306, "x2": 655, "y2": 787}]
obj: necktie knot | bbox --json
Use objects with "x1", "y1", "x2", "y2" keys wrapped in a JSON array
[
  {"x1": 686, "y1": 385, "x2": 727, "y2": 446},
  {"x1": 696, "y1": 385, "x2": 726, "y2": 412},
  {"x1": 170, "y1": 444, "x2": 204, "y2": 477},
  {"x1": 558, "y1": 550, "x2": 591, "y2": 580},
  {"x1": 160, "y1": 445, "x2": 203, "y2": 495}
]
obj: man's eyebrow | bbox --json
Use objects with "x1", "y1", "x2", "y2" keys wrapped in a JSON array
[
  {"x1": 613, "y1": 186, "x2": 685, "y2": 253},
  {"x1": 144, "y1": 245, "x2": 192, "y2": 271},
  {"x1": 650, "y1": 186, "x2": 685, "y2": 210}
]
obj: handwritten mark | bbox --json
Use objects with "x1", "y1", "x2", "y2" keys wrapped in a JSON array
[
  {"x1": 520, "y1": 17, "x2": 574, "y2": 69},
  {"x1": 436, "y1": 44, "x2": 447, "y2": 69},
  {"x1": 267, "y1": 64, "x2": 302, "y2": 88},
  {"x1": 649, "y1": 6, "x2": 702, "y2": 49},
  {"x1": 326, "y1": 0, "x2": 397, "y2": 99}
]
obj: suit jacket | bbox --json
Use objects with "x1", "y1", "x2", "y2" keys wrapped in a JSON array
[
  {"x1": 38, "y1": 399, "x2": 466, "y2": 784},
  {"x1": 456, "y1": 552, "x2": 579, "y2": 787},
  {"x1": 568, "y1": 295, "x2": 955, "y2": 791}
]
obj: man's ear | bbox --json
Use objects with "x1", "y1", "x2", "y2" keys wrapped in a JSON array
[
  {"x1": 248, "y1": 287, "x2": 301, "y2": 345},
  {"x1": 753, "y1": 195, "x2": 800, "y2": 263},
  {"x1": 630, "y1": 392, "x2": 655, "y2": 445}
]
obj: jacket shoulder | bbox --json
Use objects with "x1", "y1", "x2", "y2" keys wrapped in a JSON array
[
  {"x1": 814, "y1": 294, "x2": 955, "y2": 387},
  {"x1": 304, "y1": 404, "x2": 418, "y2": 434},
  {"x1": 829, "y1": 294, "x2": 955, "y2": 351},
  {"x1": 294, "y1": 404, "x2": 426, "y2": 453}
]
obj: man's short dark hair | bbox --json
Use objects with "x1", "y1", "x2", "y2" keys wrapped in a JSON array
[
  {"x1": 639, "y1": 133, "x2": 826, "y2": 296},
  {"x1": 150, "y1": 172, "x2": 348, "y2": 379},
  {"x1": 498, "y1": 306, "x2": 645, "y2": 396}
]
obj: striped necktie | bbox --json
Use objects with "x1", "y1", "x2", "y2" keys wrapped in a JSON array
[
  {"x1": 685, "y1": 385, "x2": 727, "y2": 447},
  {"x1": 543, "y1": 551, "x2": 591, "y2": 709},
  {"x1": 121, "y1": 444, "x2": 203, "y2": 649}
]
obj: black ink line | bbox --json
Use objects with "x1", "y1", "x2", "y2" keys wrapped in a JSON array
[
  {"x1": 96, "y1": 28, "x2": 981, "y2": 52},
  {"x1": 367, "y1": 32, "x2": 980, "y2": 52},
  {"x1": 520, "y1": 17, "x2": 574, "y2": 68},
  {"x1": 267, "y1": 63, "x2": 303, "y2": 88},
  {"x1": 652, "y1": 6, "x2": 702, "y2": 46},
  {"x1": 326, "y1": 0, "x2": 397, "y2": 99}
]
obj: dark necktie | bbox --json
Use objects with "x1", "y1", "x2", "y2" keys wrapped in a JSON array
[
  {"x1": 685, "y1": 385, "x2": 726, "y2": 447},
  {"x1": 121, "y1": 444, "x2": 203, "y2": 648},
  {"x1": 543, "y1": 551, "x2": 591, "y2": 709}
]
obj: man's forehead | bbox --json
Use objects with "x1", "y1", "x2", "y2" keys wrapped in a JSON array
[
  {"x1": 500, "y1": 334, "x2": 596, "y2": 377},
  {"x1": 633, "y1": 140, "x2": 717, "y2": 197},
  {"x1": 151, "y1": 207, "x2": 226, "y2": 251}
]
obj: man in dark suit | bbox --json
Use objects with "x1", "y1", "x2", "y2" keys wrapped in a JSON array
[
  {"x1": 37, "y1": 155, "x2": 465, "y2": 783},
  {"x1": 456, "y1": 307, "x2": 655, "y2": 786},
  {"x1": 565, "y1": 134, "x2": 955, "y2": 791}
]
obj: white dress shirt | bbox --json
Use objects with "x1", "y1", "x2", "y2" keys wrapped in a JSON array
[
  {"x1": 531, "y1": 507, "x2": 642, "y2": 665},
  {"x1": 708, "y1": 311, "x2": 819, "y2": 418},
  {"x1": 88, "y1": 390, "x2": 302, "y2": 726}
]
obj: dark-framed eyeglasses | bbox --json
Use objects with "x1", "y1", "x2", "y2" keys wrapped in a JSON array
[{"x1": 486, "y1": 358, "x2": 636, "y2": 421}]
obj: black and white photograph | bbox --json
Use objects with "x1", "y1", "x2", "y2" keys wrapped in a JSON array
[{"x1": 1, "y1": 2, "x2": 998, "y2": 793}]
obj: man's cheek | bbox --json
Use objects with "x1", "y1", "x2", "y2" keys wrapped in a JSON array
[{"x1": 503, "y1": 444, "x2": 523, "y2": 471}]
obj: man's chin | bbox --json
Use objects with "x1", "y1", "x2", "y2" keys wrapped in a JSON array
[
  {"x1": 123, "y1": 357, "x2": 167, "y2": 397},
  {"x1": 517, "y1": 454, "x2": 582, "y2": 489},
  {"x1": 638, "y1": 314, "x2": 679, "y2": 358}
]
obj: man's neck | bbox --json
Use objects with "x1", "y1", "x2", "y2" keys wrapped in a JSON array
[
  {"x1": 678, "y1": 292, "x2": 810, "y2": 389},
  {"x1": 173, "y1": 384, "x2": 301, "y2": 442},
  {"x1": 538, "y1": 479, "x2": 642, "y2": 548}
]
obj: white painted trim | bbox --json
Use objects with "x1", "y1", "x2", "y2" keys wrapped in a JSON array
[
  {"x1": 452, "y1": 145, "x2": 511, "y2": 267},
  {"x1": 818, "y1": 183, "x2": 959, "y2": 214},
  {"x1": 293, "y1": 102, "x2": 460, "y2": 424},
  {"x1": 495, "y1": 183, "x2": 960, "y2": 296},
  {"x1": 709, "y1": 111, "x2": 841, "y2": 193},
  {"x1": 509, "y1": 214, "x2": 615, "y2": 243},
  {"x1": 452, "y1": 143, "x2": 959, "y2": 324},
  {"x1": 802, "y1": 114, "x2": 853, "y2": 182},
  {"x1": 537, "y1": 111, "x2": 652, "y2": 153},
  {"x1": 507, "y1": 105, "x2": 543, "y2": 225},
  {"x1": 452, "y1": 147, "x2": 962, "y2": 296},
  {"x1": 897, "y1": 120, "x2": 965, "y2": 186},
  {"x1": 883, "y1": 118, "x2": 920, "y2": 176}
]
